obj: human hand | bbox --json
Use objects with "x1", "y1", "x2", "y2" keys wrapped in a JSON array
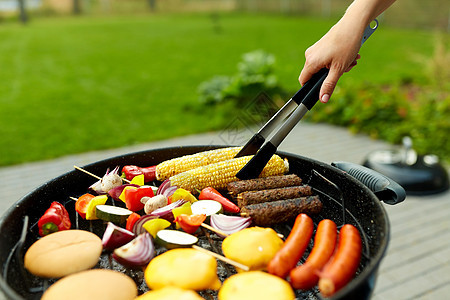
[{"x1": 298, "y1": 21, "x2": 363, "y2": 103}]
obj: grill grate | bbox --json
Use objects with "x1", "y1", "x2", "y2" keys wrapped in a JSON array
[{"x1": 3, "y1": 169, "x2": 372, "y2": 299}]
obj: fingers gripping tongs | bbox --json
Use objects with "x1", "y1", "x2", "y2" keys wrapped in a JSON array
[{"x1": 235, "y1": 20, "x2": 378, "y2": 180}]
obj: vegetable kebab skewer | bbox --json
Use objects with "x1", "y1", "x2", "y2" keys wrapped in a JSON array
[
  {"x1": 70, "y1": 166, "x2": 251, "y2": 236},
  {"x1": 68, "y1": 199, "x2": 249, "y2": 271},
  {"x1": 71, "y1": 167, "x2": 233, "y2": 237}
]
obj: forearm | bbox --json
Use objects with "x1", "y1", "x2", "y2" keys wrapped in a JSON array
[
  {"x1": 342, "y1": 0, "x2": 396, "y2": 32},
  {"x1": 298, "y1": 0, "x2": 397, "y2": 103}
]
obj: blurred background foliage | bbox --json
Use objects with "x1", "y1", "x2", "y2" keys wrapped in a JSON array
[
  {"x1": 2, "y1": 0, "x2": 447, "y2": 30},
  {"x1": 0, "y1": 0, "x2": 448, "y2": 166}
]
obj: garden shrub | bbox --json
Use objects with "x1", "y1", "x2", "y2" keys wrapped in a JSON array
[
  {"x1": 308, "y1": 82, "x2": 450, "y2": 162},
  {"x1": 198, "y1": 50, "x2": 287, "y2": 111}
]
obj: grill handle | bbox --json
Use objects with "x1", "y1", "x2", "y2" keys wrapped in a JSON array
[{"x1": 331, "y1": 161, "x2": 406, "y2": 205}]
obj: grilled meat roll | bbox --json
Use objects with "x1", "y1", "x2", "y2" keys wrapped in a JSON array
[
  {"x1": 241, "y1": 196, "x2": 322, "y2": 226},
  {"x1": 236, "y1": 185, "x2": 313, "y2": 207},
  {"x1": 228, "y1": 174, "x2": 303, "y2": 196}
]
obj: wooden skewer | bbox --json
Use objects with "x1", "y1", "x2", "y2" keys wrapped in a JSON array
[
  {"x1": 192, "y1": 245, "x2": 249, "y2": 271},
  {"x1": 70, "y1": 197, "x2": 78, "y2": 201},
  {"x1": 201, "y1": 223, "x2": 229, "y2": 237},
  {"x1": 74, "y1": 165, "x2": 101, "y2": 180},
  {"x1": 202, "y1": 220, "x2": 283, "y2": 239},
  {"x1": 239, "y1": 213, "x2": 285, "y2": 239},
  {"x1": 73, "y1": 165, "x2": 131, "y2": 184}
]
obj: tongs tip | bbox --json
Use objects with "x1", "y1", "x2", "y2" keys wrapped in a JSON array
[{"x1": 236, "y1": 142, "x2": 277, "y2": 180}]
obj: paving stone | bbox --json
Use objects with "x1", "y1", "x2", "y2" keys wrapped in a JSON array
[{"x1": 375, "y1": 261, "x2": 450, "y2": 299}]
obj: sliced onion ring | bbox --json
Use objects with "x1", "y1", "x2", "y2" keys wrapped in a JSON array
[
  {"x1": 150, "y1": 199, "x2": 186, "y2": 223},
  {"x1": 156, "y1": 179, "x2": 170, "y2": 195},
  {"x1": 102, "y1": 222, "x2": 135, "y2": 251},
  {"x1": 133, "y1": 214, "x2": 159, "y2": 236},
  {"x1": 163, "y1": 186, "x2": 178, "y2": 198},
  {"x1": 108, "y1": 184, "x2": 140, "y2": 200},
  {"x1": 156, "y1": 179, "x2": 178, "y2": 198},
  {"x1": 112, "y1": 233, "x2": 155, "y2": 268},
  {"x1": 210, "y1": 214, "x2": 252, "y2": 238}
]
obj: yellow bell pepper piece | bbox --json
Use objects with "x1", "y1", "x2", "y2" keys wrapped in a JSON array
[
  {"x1": 143, "y1": 218, "x2": 171, "y2": 238},
  {"x1": 85, "y1": 195, "x2": 108, "y2": 220},
  {"x1": 130, "y1": 174, "x2": 145, "y2": 186},
  {"x1": 171, "y1": 188, "x2": 197, "y2": 204},
  {"x1": 172, "y1": 202, "x2": 192, "y2": 229},
  {"x1": 119, "y1": 186, "x2": 137, "y2": 202}
]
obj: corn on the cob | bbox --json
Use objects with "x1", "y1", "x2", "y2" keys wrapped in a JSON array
[
  {"x1": 155, "y1": 147, "x2": 242, "y2": 181},
  {"x1": 169, "y1": 155, "x2": 289, "y2": 193}
]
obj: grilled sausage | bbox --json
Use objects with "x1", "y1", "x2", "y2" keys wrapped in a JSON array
[
  {"x1": 236, "y1": 185, "x2": 313, "y2": 207},
  {"x1": 240, "y1": 196, "x2": 322, "y2": 226},
  {"x1": 318, "y1": 224, "x2": 362, "y2": 297},
  {"x1": 267, "y1": 214, "x2": 314, "y2": 278},
  {"x1": 227, "y1": 174, "x2": 302, "y2": 196},
  {"x1": 289, "y1": 219, "x2": 337, "y2": 290}
]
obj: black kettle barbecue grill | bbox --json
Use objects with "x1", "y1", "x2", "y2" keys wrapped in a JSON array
[{"x1": 0, "y1": 145, "x2": 405, "y2": 300}]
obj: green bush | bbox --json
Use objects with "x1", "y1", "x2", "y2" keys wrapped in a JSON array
[
  {"x1": 198, "y1": 50, "x2": 286, "y2": 105},
  {"x1": 308, "y1": 82, "x2": 450, "y2": 162},
  {"x1": 198, "y1": 49, "x2": 290, "y2": 125}
]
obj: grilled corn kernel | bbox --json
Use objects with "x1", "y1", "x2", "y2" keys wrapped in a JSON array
[{"x1": 155, "y1": 147, "x2": 242, "y2": 181}]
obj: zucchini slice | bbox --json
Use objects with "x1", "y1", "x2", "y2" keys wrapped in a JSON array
[
  {"x1": 191, "y1": 200, "x2": 223, "y2": 217},
  {"x1": 96, "y1": 205, "x2": 133, "y2": 224},
  {"x1": 155, "y1": 229, "x2": 198, "y2": 249}
]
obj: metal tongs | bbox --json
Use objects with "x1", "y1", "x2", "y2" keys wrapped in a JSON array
[{"x1": 235, "y1": 20, "x2": 378, "y2": 180}]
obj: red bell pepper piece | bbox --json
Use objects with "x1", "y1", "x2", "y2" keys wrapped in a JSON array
[
  {"x1": 175, "y1": 214, "x2": 206, "y2": 234},
  {"x1": 124, "y1": 186, "x2": 154, "y2": 211},
  {"x1": 126, "y1": 212, "x2": 141, "y2": 232},
  {"x1": 199, "y1": 187, "x2": 240, "y2": 213},
  {"x1": 38, "y1": 201, "x2": 71, "y2": 236},
  {"x1": 122, "y1": 165, "x2": 157, "y2": 183},
  {"x1": 75, "y1": 193, "x2": 95, "y2": 219}
]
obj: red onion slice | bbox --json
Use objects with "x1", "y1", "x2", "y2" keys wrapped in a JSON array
[
  {"x1": 89, "y1": 180, "x2": 104, "y2": 194},
  {"x1": 112, "y1": 232, "x2": 155, "y2": 268},
  {"x1": 163, "y1": 186, "x2": 178, "y2": 198},
  {"x1": 210, "y1": 214, "x2": 252, "y2": 238},
  {"x1": 108, "y1": 184, "x2": 140, "y2": 200},
  {"x1": 102, "y1": 222, "x2": 135, "y2": 251},
  {"x1": 132, "y1": 214, "x2": 159, "y2": 236},
  {"x1": 156, "y1": 179, "x2": 171, "y2": 195},
  {"x1": 149, "y1": 199, "x2": 186, "y2": 223},
  {"x1": 156, "y1": 179, "x2": 178, "y2": 198}
]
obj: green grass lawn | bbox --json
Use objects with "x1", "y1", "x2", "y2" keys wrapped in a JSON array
[{"x1": 0, "y1": 13, "x2": 438, "y2": 166}]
